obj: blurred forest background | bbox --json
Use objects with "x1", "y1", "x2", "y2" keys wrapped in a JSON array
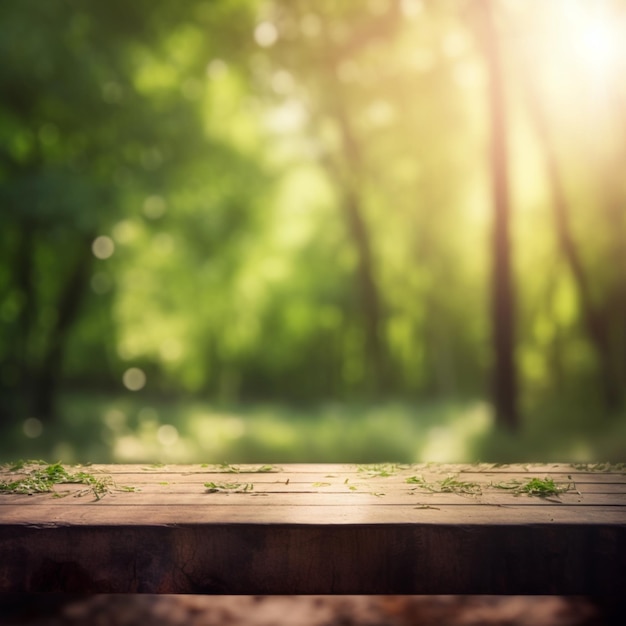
[{"x1": 1, "y1": 0, "x2": 625, "y2": 464}]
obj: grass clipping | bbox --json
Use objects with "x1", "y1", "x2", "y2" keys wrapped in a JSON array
[
  {"x1": 0, "y1": 461, "x2": 129, "y2": 500},
  {"x1": 491, "y1": 477, "x2": 574, "y2": 498}
]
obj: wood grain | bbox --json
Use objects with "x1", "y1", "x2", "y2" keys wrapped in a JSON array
[{"x1": 0, "y1": 463, "x2": 624, "y2": 594}]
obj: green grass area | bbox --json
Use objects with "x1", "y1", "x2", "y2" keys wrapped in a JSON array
[{"x1": 0, "y1": 392, "x2": 624, "y2": 465}]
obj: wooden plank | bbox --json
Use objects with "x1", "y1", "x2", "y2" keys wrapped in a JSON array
[
  {"x1": 87, "y1": 462, "x2": 625, "y2": 473},
  {"x1": 9, "y1": 468, "x2": 621, "y2": 487},
  {"x1": 88, "y1": 463, "x2": 626, "y2": 477},
  {"x1": 0, "y1": 463, "x2": 624, "y2": 594},
  {"x1": 1, "y1": 489, "x2": 624, "y2": 507},
  {"x1": 64, "y1": 469, "x2": 626, "y2": 483},
  {"x1": 1, "y1": 500, "x2": 625, "y2": 524},
  {"x1": 92, "y1": 481, "x2": 626, "y2": 494}
]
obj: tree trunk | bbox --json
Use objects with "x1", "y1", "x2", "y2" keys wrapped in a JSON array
[
  {"x1": 34, "y1": 240, "x2": 95, "y2": 420},
  {"x1": 332, "y1": 105, "x2": 388, "y2": 394},
  {"x1": 480, "y1": 0, "x2": 519, "y2": 429},
  {"x1": 309, "y1": 74, "x2": 388, "y2": 393},
  {"x1": 13, "y1": 224, "x2": 38, "y2": 422},
  {"x1": 520, "y1": 67, "x2": 623, "y2": 411}
]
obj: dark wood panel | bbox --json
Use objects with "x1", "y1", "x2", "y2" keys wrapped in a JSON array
[{"x1": 0, "y1": 523, "x2": 624, "y2": 594}]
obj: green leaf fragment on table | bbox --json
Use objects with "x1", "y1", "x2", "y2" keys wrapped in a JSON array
[
  {"x1": 204, "y1": 481, "x2": 254, "y2": 493},
  {"x1": 439, "y1": 476, "x2": 482, "y2": 494},
  {"x1": 570, "y1": 462, "x2": 626, "y2": 473},
  {"x1": 211, "y1": 464, "x2": 281, "y2": 474},
  {"x1": 141, "y1": 463, "x2": 166, "y2": 471},
  {"x1": 406, "y1": 475, "x2": 482, "y2": 495},
  {"x1": 215, "y1": 463, "x2": 241, "y2": 473},
  {"x1": 491, "y1": 477, "x2": 573, "y2": 497},
  {"x1": 0, "y1": 461, "x2": 116, "y2": 500},
  {"x1": 406, "y1": 475, "x2": 424, "y2": 484},
  {"x1": 255, "y1": 465, "x2": 280, "y2": 473},
  {"x1": 357, "y1": 463, "x2": 404, "y2": 477}
]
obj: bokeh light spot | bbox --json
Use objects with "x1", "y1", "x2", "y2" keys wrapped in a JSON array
[
  {"x1": 157, "y1": 424, "x2": 179, "y2": 446},
  {"x1": 112, "y1": 219, "x2": 139, "y2": 245},
  {"x1": 400, "y1": 0, "x2": 423, "y2": 18},
  {"x1": 271, "y1": 70, "x2": 294, "y2": 95},
  {"x1": 103, "y1": 408, "x2": 127, "y2": 431},
  {"x1": 206, "y1": 59, "x2": 227, "y2": 78},
  {"x1": 366, "y1": 100, "x2": 395, "y2": 127},
  {"x1": 23, "y1": 418, "x2": 43, "y2": 439},
  {"x1": 254, "y1": 21, "x2": 278, "y2": 48},
  {"x1": 92, "y1": 236, "x2": 115, "y2": 260},
  {"x1": 143, "y1": 195, "x2": 167, "y2": 219},
  {"x1": 122, "y1": 368, "x2": 146, "y2": 391}
]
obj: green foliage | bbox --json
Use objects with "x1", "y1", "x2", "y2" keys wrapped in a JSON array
[
  {"x1": 1, "y1": 0, "x2": 625, "y2": 453},
  {"x1": 3, "y1": 391, "x2": 624, "y2": 465}
]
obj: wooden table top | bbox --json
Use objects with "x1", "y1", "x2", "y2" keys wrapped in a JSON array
[{"x1": 1, "y1": 463, "x2": 625, "y2": 594}]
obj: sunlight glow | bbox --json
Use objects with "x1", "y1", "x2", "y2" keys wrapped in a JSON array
[
  {"x1": 581, "y1": 23, "x2": 611, "y2": 63},
  {"x1": 576, "y1": 12, "x2": 620, "y2": 80},
  {"x1": 558, "y1": 1, "x2": 623, "y2": 83},
  {"x1": 515, "y1": 0, "x2": 626, "y2": 126}
]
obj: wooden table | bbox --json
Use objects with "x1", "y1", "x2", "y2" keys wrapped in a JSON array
[{"x1": 0, "y1": 463, "x2": 624, "y2": 594}]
